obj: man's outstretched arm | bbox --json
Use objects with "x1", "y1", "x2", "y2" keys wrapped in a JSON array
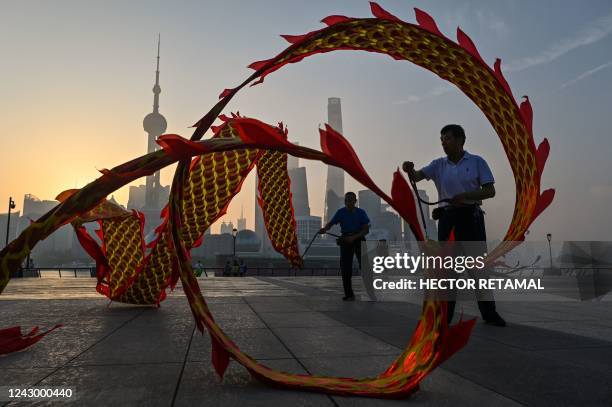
[
  {"x1": 320, "y1": 212, "x2": 339, "y2": 234},
  {"x1": 450, "y1": 183, "x2": 496, "y2": 205},
  {"x1": 319, "y1": 223, "x2": 332, "y2": 234},
  {"x1": 402, "y1": 161, "x2": 426, "y2": 182}
]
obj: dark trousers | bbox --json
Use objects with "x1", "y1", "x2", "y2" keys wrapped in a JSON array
[
  {"x1": 339, "y1": 239, "x2": 362, "y2": 297},
  {"x1": 438, "y1": 206, "x2": 497, "y2": 323}
]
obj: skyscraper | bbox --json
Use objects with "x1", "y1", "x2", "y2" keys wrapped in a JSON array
[
  {"x1": 358, "y1": 190, "x2": 381, "y2": 219},
  {"x1": 254, "y1": 175, "x2": 273, "y2": 254},
  {"x1": 288, "y1": 167, "x2": 310, "y2": 217},
  {"x1": 324, "y1": 97, "x2": 345, "y2": 229},
  {"x1": 287, "y1": 142, "x2": 299, "y2": 171},
  {"x1": 142, "y1": 34, "x2": 167, "y2": 211},
  {"x1": 127, "y1": 36, "x2": 170, "y2": 235},
  {"x1": 237, "y1": 206, "x2": 247, "y2": 231},
  {"x1": 220, "y1": 221, "x2": 235, "y2": 235},
  {"x1": 295, "y1": 215, "x2": 322, "y2": 243}
]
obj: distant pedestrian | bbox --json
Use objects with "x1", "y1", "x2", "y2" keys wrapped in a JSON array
[
  {"x1": 194, "y1": 260, "x2": 204, "y2": 277},
  {"x1": 319, "y1": 192, "x2": 370, "y2": 301}
]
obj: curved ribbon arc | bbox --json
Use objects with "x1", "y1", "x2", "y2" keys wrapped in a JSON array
[
  {"x1": 163, "y1": 2, "x2": 554, "y2": 397},
  {"x1": 0, "y1": 3, "x2": 555, "y2": 399},
  {"x1": 162, "y1": 117, "x2": 473, "y2": 397}
]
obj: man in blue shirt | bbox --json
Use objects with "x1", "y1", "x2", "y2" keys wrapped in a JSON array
[
  {"x1": 320, "y1": 192, "x2": 370, "y2": 301},
  {"x1": 403, "y1": 124, "x2": 506, "y2": 327}
]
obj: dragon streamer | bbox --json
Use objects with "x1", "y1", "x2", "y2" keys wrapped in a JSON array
[
  {"x1": 0, "y1": 325, "x2": 62, "y2": 355},
  {"x1": 0, "y1": 3, "x2": 554, "y2": 399}
]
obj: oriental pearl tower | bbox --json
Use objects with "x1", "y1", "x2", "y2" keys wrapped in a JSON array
[{"x1": 142, "y1": 34, "x2": 167, "y2": 211}]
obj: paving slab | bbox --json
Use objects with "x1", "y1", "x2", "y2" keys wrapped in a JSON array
[
  {"x1": 68, "y1": 323, "x2": 194, "y2": 366},
  {"x1": 0, "y1": 367, "x2": 56, "y2": 388},
  {"x1": 245, "y1": 298, "x2": 313, "y2": 314},
  {"x1": 443, "y1": 336, "x2": 612, "y2": 406},
  {"x1": 514, "y1": 320, "x2": 612, "y2": 342},
  {"x1": 415, "y1": 368, "x2": 524, "y2": 407},
  {"x1": 0, "y1": 314, "x2": 142, "y2": 369},
  {"x1": 536, "y1": 346, "x2": 612, "y2": 372},
  {"x1": 35, "y1": 363, "x2": 183, "y2": 406},
  {"x1": 351, "y1": 325, "x2": 416, "y2": 349},
  {"x1": 256, "y1": 311, "x2": 344, "y2": 328},
  {"x1": 300, "y1": 355, "x2": 522, "y2": 407},
  {"x1": 174, "y1": 359, "x2": 334, "y2": 407},
  {"x1": 188, "y1": 328, "x2": 293, "y2": 361},
  {"x1": 271, "y1": 326, "x2": 400, "y2": 358},
  {"x1": 469, "y1": 320, "x2": 611, "y2": 350}
]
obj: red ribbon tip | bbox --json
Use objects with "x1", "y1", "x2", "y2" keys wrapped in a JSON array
[
  {"x1": 321, "y1": 15, "x2": 351, "y2": 26},
  {"x1": 370, "y1": 2, "x2": 401, "y2": 21}
]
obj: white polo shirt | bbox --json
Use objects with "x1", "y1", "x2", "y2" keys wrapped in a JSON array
[{"x1": 420, "y1": 151, "x2": 494, "y2": 206}]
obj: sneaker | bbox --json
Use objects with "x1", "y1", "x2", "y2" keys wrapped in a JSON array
[
  {"x1": 342, "y1": 295, "x2": 355, "y2": 301},
  {"x1": 484, "y1": 312, "x2": 506, "y2": 327}
]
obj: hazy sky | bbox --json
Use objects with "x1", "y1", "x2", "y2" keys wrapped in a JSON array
[{"x1": 1, "y1": 0, "x2": 611, "y2": 240}]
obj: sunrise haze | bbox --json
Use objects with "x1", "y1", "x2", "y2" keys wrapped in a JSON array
[{"x1": 2, "y1": 0, "x2": 611, "y2": 240}]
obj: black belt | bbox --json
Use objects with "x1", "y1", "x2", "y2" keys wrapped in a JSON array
[
  {"x1": 336, "y1": 233, "x2": 364, "y2": 246},
  {"x1": 444, "y1": 204, "x2": 480, "y2": 210}
]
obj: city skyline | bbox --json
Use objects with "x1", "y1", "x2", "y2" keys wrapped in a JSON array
[{"x1": 2, "y1": 1, "x2": 612, "y2": 240}]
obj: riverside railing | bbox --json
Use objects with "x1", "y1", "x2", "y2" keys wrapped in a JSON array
[{"x1": 14, "y1": 267, "x2": 346, "y2": 278}]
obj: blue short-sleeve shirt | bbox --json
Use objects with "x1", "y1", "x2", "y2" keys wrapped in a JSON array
[
  {"x1": 420, "y1": 151, "x2": 494, "y2": 205},
  {"x1": 330, "y1": 207, "x2": 370, "y2": 234}
]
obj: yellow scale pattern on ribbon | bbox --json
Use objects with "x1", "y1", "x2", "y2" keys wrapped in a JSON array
[
  {"x1": 256, "y1": 150, "x2": 302, "y2": 267},
  {"x1": 181, "y1": 123, "x2": 260, "y2": 248},
  {"x1": 99, "y1": 214, "x2": 144, "y2": 298},
  {"x1": 115, "y1": 230, "x2": 175, "y2": 305}
]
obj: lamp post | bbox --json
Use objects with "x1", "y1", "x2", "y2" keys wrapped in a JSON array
[
  {"x1": 5, "y1": 197, "x2": 15, "y2": 247},
  {"x1": 232, "y1": 228, "x2": 238, "y2": 259},
  {"x1": 546, "y1": 233, "x2": 553, "y2": 269}
]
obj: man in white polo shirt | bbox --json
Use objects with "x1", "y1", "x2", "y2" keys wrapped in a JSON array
[{"x1": 403, "y1": 124, "x2": 506, "y2": 327}]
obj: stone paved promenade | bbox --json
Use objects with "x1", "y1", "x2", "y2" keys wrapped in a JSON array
[{"x1": 1, "y1": 276, "x2": 611, "y2": 406}]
